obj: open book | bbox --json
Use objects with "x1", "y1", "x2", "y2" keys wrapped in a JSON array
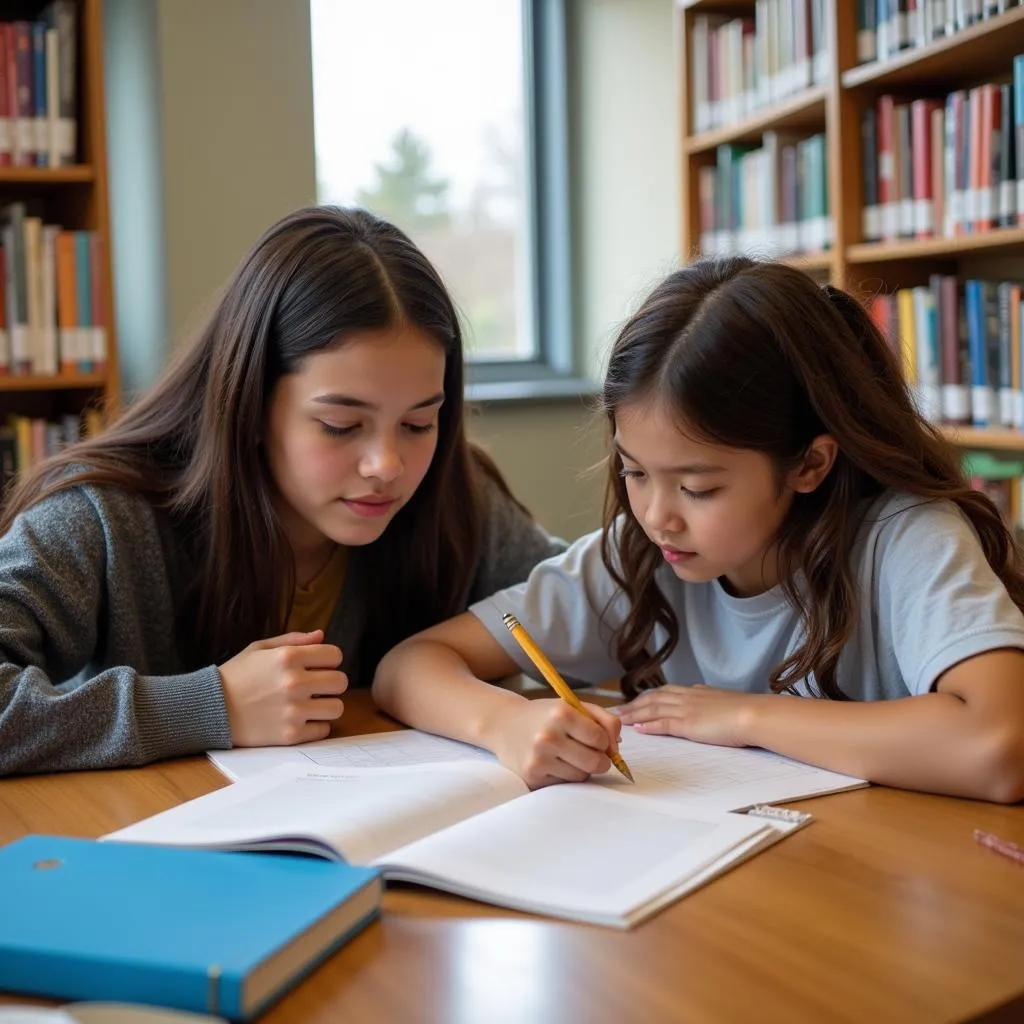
[{"x1": 107, "y1": 731, "x2": 865, "y2": 930}]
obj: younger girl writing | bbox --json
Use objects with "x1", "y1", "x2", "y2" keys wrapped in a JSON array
[
  {"x1": 374, "y1": 257, "x2": 1024, "y2": 802},
  {"x1": 0, "y1": 206, "x2": 562, "y2": 775}
]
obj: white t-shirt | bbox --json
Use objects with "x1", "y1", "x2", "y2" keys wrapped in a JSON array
[{"x1": 470, "y1": 491, "x2": 1024, "y2": 699}]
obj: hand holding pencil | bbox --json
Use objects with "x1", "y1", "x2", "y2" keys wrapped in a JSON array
[{"x1": 502, "y1": 613, "x2": 634, "y2": 784}]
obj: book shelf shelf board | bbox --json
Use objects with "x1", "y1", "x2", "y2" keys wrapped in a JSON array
[
  {"x1": 941, "y1": 427, "x2": 1024, "y2": 452},
  {"x1": 781, "y1": 251, "x2": 833, "y2": 271},
  {"x1": 0, "y1": 374, "x2": 107, "y2": 393},
  {"x1": 842, "y1": 6, "x2": 1024, "y2": 90},
  {"x1": 0, "y1": 166, "x2": 94, "y2": 185},
  {"x1": 847, "y1": 228, "x2": 1024, "y2": 263},
  {"x1": 686, "y1": 85, "x2": 828, "y2": 154}
]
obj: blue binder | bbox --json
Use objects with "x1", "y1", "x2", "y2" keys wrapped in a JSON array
[{"x1": 0, "y1": 835, "x2": 381, "y2": 1021}]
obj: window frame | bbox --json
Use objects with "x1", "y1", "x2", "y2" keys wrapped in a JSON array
[{"x1": 465, "y1": 0, "x2": 591, "y2": 401}]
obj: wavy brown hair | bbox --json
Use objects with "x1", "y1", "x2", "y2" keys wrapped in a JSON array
[
  {"x1": 1, "y1": 206, "x2": 521, "y2": 676},
  {"x1": 601, "y1": 256, "x2": 1024, "y2": 699}
]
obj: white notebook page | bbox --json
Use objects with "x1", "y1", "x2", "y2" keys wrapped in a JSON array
[
  {"x1": 107, "y1": 762, "x2": 526, "y2": 864},
  {"x1": 208, "y1": 730, "x2": 493, "y2": 782},
  {"x1": 597, "y1": 728, "x2": 867, "y2": 810},
  {"x1": 380, "y1": 783, "x2": 770, "y2": 926}
]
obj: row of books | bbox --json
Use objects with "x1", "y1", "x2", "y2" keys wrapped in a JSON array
[
  {"x1": 858, "y1": 0, "x2": 1023, "y2": 65},
  {"x1": 0, "y1": 202, "x2": 107, "y2": 377},
  {"x1": 0, "y1": 409, "x2": 100, "y2": 488},
  {"x1": 0, "y1": 3, "x2": 77, "y2": 168},
  {"x1": 698, "y1": 134, "x2": 832, "y2": 257},
  {"x1": 869, "y1": 276, "x2": 1024, "y2": 428},
  {"x1": 862, "y1": 62, "x2": 1024, "y2": 242},
  {"x1": 690, "y1": 1, "x2": 828, "y2": 135}
]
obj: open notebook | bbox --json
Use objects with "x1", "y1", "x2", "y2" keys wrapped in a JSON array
[
  {"x1": 210, "y1": 724, "x2": 868, "y2": 814},
  {"x1": 108, "y1": 732, "x2": 865, "y2": 930}
]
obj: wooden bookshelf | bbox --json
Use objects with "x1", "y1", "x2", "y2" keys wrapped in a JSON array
[
  {"x1": 781, "y1": 251, "x2": 834, "y2": 271},
  {"x1": 0, "y1": 0, "x2": 119, "y2": 484},
  {"x1": 686, "y1": 84, "x2": 828, "y2": 153},
  {"x1": 841, "y1": 5, "x2": 1024, "y2": 90},
  {"x1": 940, "y1": 426, "x2": 1024, "y2": 452},
  {"x1": 678, "y1": 0, "x2": 1024, "y2": 457},
  {"x1": 847, "y1": 226, "x2": 1024, "y2": 262},
  {"x1": 0, "y1": 165, "x2": 93, "y2": 184},
  {"x1": 0, "y1": 371, "x2": 106, "y2": 392}
]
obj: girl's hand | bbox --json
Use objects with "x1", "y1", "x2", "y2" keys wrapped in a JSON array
[
  {"x1": 492, "y1": 698, "x2": 622, "y2": 789},
  {"x1": 614, "y1": 684, "x2": 762, "y2": 747},
  {"x1": 219, "y1": 630, "x2": 348, "y2": 747}
]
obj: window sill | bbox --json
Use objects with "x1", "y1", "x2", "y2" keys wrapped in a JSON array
[{"x1": 466, "y1": 375, "x2": 601, "y2": 404}]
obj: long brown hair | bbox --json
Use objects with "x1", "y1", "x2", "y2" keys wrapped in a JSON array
[
  {"x1": 601, "y1": 257, "x2": 1024, "y2": 699},
  {"x1": 2, "y1": 206, "x2": 519, "y2": 673}
]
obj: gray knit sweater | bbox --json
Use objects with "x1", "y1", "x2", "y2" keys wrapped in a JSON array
[{"x1": 0, "y1": 480, "x2": 564, "y2": 776}]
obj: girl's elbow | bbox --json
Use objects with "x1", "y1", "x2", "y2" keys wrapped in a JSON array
[
  {"x1": 978, "y1": 726, "x2": 1024, "y2": 804},
  {"x1": 371, "y1": 642, "x2": 410, "y2": 703}
]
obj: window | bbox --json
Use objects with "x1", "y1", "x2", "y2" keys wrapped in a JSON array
[{"x1": 310, "y1": 0, "x2": 576, "y2": 393}]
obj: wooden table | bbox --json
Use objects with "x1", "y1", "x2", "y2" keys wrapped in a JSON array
[{"x1": 2, "y1": 692, "x2": 1023, "y2": 1024}]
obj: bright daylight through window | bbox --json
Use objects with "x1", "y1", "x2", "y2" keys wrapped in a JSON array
[{"x1": 311, "y1": 0, "x2": 537, "y2": 365}]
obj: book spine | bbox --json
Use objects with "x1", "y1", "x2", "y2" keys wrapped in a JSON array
[
  {"x1": 940, "y1": 276, "x2": 970, "y2": 422},
  {"x1": 73, "y1": 231, "x2": 91, "y2": 373},
  {"x1": 999, "y1": 82, "x2": 1016, "y2": 227},
  {"x1": 1011, "y1": 285, "x2": 1022, "y2": 429},
  {"x1": 30, "y1": 21, "x2": 45, "y2": 167},
  {"x1": 931, "y1": 103, "x2": 945, "y2": 238},
  {"x1": 997, "y1": 281, "x2": 1015, "y2": 427},
  {"x1": 983, "y1": 281, "x2": 1003, "y2": 426},
  {"x1": 40, "y1": 224, "x2": 58, "y2": 376},
  {"x1": 1016, "y1": 56, "x2": 1024, "y2": 226},
  {"x1": 914, "y1": 287, "x2": 941, "y2": 420},
  {"x1": 0, "y1": 25, "x2": 11, "y2": 166},
  {"x1": 863, "y1": 107, "x2": 880, "y2": 240},
  {"x1": 965, "y1": 280, "x2": 989, "y2": 425},
  {"x1": 879, "y1": 96, "x2": 897, "y2": 239},
  {"x1": 911, "y1": 100, "x2": 934, "y2": 238},
  {"x1": 89, "y1": 232, "x2": 106, "y2": 373},
  {"x1": 47, "y1": 0, "x2": 76, "y2": 164}
]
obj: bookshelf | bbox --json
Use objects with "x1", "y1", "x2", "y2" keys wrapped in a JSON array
[
  {"x1": 678, "y1": 0, "x2": 1024, "y2": 458},
  {"x1": 0, "y1": 0, "x2": 117, "y2": 482}
]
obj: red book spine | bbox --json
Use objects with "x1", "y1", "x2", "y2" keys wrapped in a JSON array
[{"x1": 911, "y1": 100, "x2": 937, "y2": 239}]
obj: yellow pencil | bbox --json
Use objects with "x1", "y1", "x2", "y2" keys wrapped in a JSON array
[{"x1": 502, "y1": 612, "x2": 634, "y2": 783}]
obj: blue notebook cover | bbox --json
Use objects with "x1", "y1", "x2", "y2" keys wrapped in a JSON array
[{"x1": 0, "y1": 835, "x2": 382, "y2": 1021}]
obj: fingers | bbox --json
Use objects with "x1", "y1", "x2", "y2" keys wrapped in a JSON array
[
  {"x1": 559, "y1": 703, "x2": 613, "y2": 752},
  {"x1": 583, "y1": 702, "x2": 622, "y2": 752},
  {"x1": 299, "y1": 697, "x2": 345, "y2": 722},
  {"x1": 523, "y1": 754, "x2": 600, "y2": 789},
  {"x1": 632, "y1": 718, "x2": 678, "y2": 736},
  {"x1": 251, "y1": 630, "x2": 325, "y2": 651},
  {"x1": 618, "y1": 692, "x2": 688, "y2": 724},
  {"x1": 273, "y1": 643, "x2": 344, "y2": 672},
  {"x1": 294, "y1": 721, "x2": 332, "y2": 744},
  {"x1": 535, "y1": 731, "x2": 611, "y2": 778},
  {"x1": 292, "y1": 669, "x2": 349, "y2": 697}
]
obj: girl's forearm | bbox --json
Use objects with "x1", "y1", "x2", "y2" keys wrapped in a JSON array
[
  {"x1": 372, "y1": 640, "x2": 526, "y2": 751},
  {"x1": 745, "y1": 692, "x2": 1024, "y2": 802}
]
